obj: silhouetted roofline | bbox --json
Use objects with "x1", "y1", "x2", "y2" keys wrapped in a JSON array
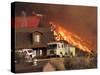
[{"x1": 15, "y1": 27, "x2": 51, "y2": 32}]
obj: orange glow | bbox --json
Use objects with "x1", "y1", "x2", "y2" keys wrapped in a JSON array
[
  {"x1": 14, "y1": 16, "x2": 40, "y2": 28},
  {"x1": 50, "y1": 21, "x2": 91, "y2": 53}
]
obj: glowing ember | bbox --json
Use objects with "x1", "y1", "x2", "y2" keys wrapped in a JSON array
[{"x1": 50, "y1": 21, "x2": 92, "y2": 53}]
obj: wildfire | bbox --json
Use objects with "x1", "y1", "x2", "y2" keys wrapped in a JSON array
[{"x1": 50, "y1": 21, "x2": 92, "y2": 53}]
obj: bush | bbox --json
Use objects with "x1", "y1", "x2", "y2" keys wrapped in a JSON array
[
  {"x1": 15, "y1": 52, "x2": 25, "y2": 63},
  {"x1": 64, "y1": 56, "x2": 97, "y2": 70}
]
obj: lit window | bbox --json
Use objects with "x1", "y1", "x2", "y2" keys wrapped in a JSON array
[
  {"x1": 34, "y1": 34, "x2": 40, "y2": 42},
  {"x1": 40, "y1": 50, "x2": 42, "y2": 55}
]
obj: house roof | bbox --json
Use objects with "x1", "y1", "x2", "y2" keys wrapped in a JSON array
[
  {"x1": 15, "y1": 27, "x2": 51, "y2": 32},
  {"x1": 15, "y1": 27, "x2": 55, "y2": 49},
  {"x1": 47, "y1": 40, "x2": 73, "y2": 46}
]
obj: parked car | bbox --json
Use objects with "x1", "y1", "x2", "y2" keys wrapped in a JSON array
[
  {"x1": 22, "y1": 49, "x2": 36, "y2": 62},
  {"x1": 15, "y1": 49, "x2": 36, "y2": 63}
]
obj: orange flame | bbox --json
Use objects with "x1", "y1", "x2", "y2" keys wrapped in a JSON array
[{"x1": 50, "y1": 22, "x2": 92, "y2": 53}]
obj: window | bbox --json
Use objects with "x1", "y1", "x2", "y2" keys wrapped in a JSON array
[
  {"x1": 34, "y1": 34, "x2": 40, "y2": 42},
  {"x1": 70, "y1": 52, "x2": 73, "y2": 56},
  {"x1": 40, "y1": 50, "x2": 42, "y2": 55},
  {"x1": 65, "y1": 52, "x2": 67, "y2": 55},
  {"x1": 50, "y1": 50, "x2": 54, "y2": 54},
  {"x1": 60, "y1": 52, "x2": 63, "y2": 55},
  {"x1": 62, "y1": 44, "x2": 64, "y2": 48},
  {"x1": 58, "y1": 44, "x2": 60, "y2": 48},
  {"x1": 47, "y1": 44, "x2": 57, "y2": 49}
]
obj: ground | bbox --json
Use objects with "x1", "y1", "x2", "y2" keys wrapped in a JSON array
[
  {"x1": 15, "y1": 59, "x2": 49, "y2": 73},
  {"x1": 15, "y1": 56, "x2": 97, "y2": 73}
]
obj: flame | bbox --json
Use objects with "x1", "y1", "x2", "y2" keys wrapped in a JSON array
[{"x1": 50, "y1": 22, "x2": 92, "y2": 53}]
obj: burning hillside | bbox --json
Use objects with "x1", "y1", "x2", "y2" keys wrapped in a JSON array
[{"x1": 50, "y1": 22, "x2": 92, "y2": 53}]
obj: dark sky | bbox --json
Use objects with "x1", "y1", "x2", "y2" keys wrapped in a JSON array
[{"x1": 14, "y1": 2, "x2": 97, "y2": 51}]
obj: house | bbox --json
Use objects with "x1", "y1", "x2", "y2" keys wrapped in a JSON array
[
  {"x1": 15, "y1": 27, "x2": 55, "y2": 57},
  {"x1": 15, "y1": 27, "x2": 77, "y2": 58},
  {"x1": 15, "y1": 11, "x2": 56, "y2": 57},
  {"x1": 15, "y1": 13, "x2": 85, "y2": 58},
  {"x1": 47, "y1": 41, "x2": 66, "y2": 57},
  {"x1": 47, "y1": 40, "x2": 76, "y2": 57},
  {"x1": 15, "y1": 26, "x2": 88, "y2": 58}
]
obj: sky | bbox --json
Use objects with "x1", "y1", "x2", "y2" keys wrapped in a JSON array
[{"x1": 14, "y1": 2, "x2": 97, "y2": 51}]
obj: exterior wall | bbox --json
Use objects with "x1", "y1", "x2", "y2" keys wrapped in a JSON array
[
  {"x1": 47, "y1": 48, "x2": 65, "y2": 57},
  {"x1": 65, "y1": 44, "x2": 70, "y2": 56},
  {"x1": 16, "y1": 32, "x2": 32, "y2": 48},
  {"x1": 47, "y1": 49, "x2": 56, "y2": 56},
  {"x1": 69, "y1": 47, "x2": 76, "y2": 56},
  {"x1": 56, "y1": 49, "x2": 65, "y2": 57},
  {"x1": 65, "y1": 44, "x2": 76, "y2": 57},
  {"x1": 47, "y1": 42, "x2": 66, "y2": 57},
  {"x1": 56, "y1": 43, "x2": 65, "y2": 56}
]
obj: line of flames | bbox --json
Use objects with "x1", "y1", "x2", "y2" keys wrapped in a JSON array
[{"x1": 50, "y1": 22, "x2": 92, "y2": 53}]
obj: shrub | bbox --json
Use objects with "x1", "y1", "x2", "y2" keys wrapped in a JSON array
[
  {"x1": 15, "y1": 52, "x2": 25, "y2": 63},
  {"x1": 64, "y1": 56, "x2": 97, "y2": 70}
]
